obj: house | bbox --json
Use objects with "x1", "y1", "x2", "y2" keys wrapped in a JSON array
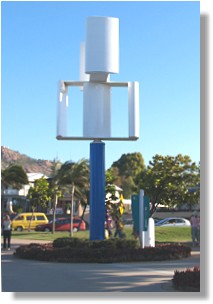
[
  {"x1": 2, "y1": 173, "x2": 48, "y2": 213},
  {"x1": 2, "y1": 172, "x2": 86, "y2": 217}
]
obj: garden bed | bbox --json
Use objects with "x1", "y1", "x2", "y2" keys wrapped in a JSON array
[
  {"x1": 172, "y1": 266, "x2": 200, "y2": 292},
  {"x1": 14, "y1": 237, "x2": 191, "y2": 263}
]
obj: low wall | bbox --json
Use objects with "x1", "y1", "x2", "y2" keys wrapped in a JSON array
[{"x1": 153, "y1": 210, "x2": 199, "y2": 220}]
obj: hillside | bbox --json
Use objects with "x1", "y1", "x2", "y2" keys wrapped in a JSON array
[{"x1": 1, "y1": 146, "x2": 54, "y2": 176}]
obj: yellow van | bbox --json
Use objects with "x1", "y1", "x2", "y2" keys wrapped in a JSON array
[{"x1": 12, "y1": 213, "x2": 48, "y2": 231}]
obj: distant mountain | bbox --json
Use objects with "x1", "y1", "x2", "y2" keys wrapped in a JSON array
[{"x1": 1, "y1": 146, "x2": 54, "y2": 176}]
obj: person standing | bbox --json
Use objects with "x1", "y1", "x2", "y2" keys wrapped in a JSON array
[
  {"x1": 105, "y1": 210, "x2": 113, "y2": 238},
  {"x1": 114, "y1": 215, "x2": 125, "y2": 238},
  {"x1": 190, "y1": 212, "x2": 200, "y2": 247},
  {"x1": 2, "y1": 214, "x2": 12, "y2": 250}
]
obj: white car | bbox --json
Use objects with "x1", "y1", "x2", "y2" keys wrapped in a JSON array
[{"x1": 155, "y1": 217, "x2": 190, "y2": 227}]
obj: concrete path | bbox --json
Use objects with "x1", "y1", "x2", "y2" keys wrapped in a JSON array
[{"x1": 1, "y1": 239, "x2": 200, "y2": 293}]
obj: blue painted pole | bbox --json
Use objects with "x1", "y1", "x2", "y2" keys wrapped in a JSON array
[{"x1": 90, "y1": 141, "x2": 105, "y2": 240}]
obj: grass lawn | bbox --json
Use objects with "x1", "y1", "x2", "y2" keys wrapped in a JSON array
[
  {"x1": 155, "y1": 226, "x2": 191, "y2": 243},
  {"x1": 9, "y1": 226, "x2": 192, "y2": 244}
]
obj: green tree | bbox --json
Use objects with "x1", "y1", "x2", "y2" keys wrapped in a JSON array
[
  {"x1": 137, "y1": 154, "x2": 200, "y2": 215},
  {"x1": 1, "y1": 164, "x2": 29, "y2": 189},
  {"x1": 27, "y1": 176, "x2": 52, "y2": 231},
  {"x1": 57, "y1": 159, "x2": 90, "y2": 237},
  {"x1": 1, "y1": 165, "x2": 29, "y2": 213},
  {"x1": 108, "y1": 166, "x2": 122, "y2": 186},
  {"x1": 27, "y1": 177, "x2": 51, "y2": 212},
  {"x1": 121, "y1": 176, "x2": 136, "y2": 199},
  {"x1": 112, "y1": 152, "x2": 145, "y2": 177},
  {"x1": 111, "y1": 152, "x2": 145, "y2": 198}
]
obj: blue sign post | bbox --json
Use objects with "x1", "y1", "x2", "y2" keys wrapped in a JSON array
[
  {"x1": 132, "y1": 192, "x2": 150, "y2": 247},
  {"x1": 143, "y1": 195, "x2": 150, "y2": 231},
  {"x1": 131, "y1": 194, "x2": 150, "y2": 232},
  {"x1": 131, "y1": 194, "x2": 140, "y2": 231}
]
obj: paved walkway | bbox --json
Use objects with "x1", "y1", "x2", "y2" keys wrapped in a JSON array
[{"x1": 1, "y1": 239, "x2": 200, "y2": 293}]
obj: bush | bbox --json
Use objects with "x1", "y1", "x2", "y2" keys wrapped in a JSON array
[
  {"x1": 53, "y1": 237, "x2": 90, "y2": 249},
  {"x1": 53, "y1": 237, "x2": 139, "y2": 250},
  {"x1": 15, "y1": 239, "x2": 191, "y2": 263},
  {"x1": 172, "y1": 266, "x2": 200, "y2": 291}
]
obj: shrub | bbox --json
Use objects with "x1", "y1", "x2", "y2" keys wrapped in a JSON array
[
  {"x1": 172, "y1": 266, "x2": 200, "y2": 291},
  {"x1": 53, "y1": 237, "x2": 139, "y2": 250},
  {"x1": 53, "y1": 237, "x2": 90, "y2": 249},
  {"x1": 15, "y1": 239, "x2": 191, "y2": 263}
]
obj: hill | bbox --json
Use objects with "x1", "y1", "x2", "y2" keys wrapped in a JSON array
[{"x1": 1, "y1": 146, "x2": 54, "y2": 176}]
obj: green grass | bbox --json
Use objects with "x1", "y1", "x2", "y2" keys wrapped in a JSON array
[
  {"x1": 155, "y1": 226, "x2": 191, "y2": 243},
  {"x1": 9, "y1": 226, "x2": 192, "y2": 244},
  {"x1": 10, "y1": 230, "x2": 90, "y2": 241}
]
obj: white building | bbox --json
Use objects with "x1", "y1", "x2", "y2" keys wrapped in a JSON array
[{"x1": 3, "y1": 173, "x2": 48, "y2": 213}]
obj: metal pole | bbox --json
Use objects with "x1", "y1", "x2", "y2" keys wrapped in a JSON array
[
  {"x1": 139, "y1": 189, "x2": 144, "y2": 248},
  {"x1": 90, "y1": 140, "x2": 105, "y2": 240}
]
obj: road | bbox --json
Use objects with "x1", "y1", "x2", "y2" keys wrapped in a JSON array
[{"x1": 1, "y1": 238, "x2": 200, "y2": 292}]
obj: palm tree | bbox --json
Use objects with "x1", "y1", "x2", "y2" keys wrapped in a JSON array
[
  {"x1": 58, "y1": 159, "x2": 90, "y2": 237},
  {"x1": 48, "y1": 159, "x2": 63, "y2": 234},
  {"x1": 1, "y1": 165, "x2": 29, "y2": 213}
]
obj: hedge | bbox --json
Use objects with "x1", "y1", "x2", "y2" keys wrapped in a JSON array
[
  {"x1": 14, "y1": 238, "x2": 191, "y2": 263},
  {"x1": 172, "y1": 266, "x2": 200, "y2": 291}
]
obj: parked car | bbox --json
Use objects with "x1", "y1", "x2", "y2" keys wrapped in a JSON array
[
  {"x1": 12, "y1": 213, "x2": 48, "y2": 231},
  {"x1": 153, "y1": 218, "x2": 161, "y2": 224},
  {"x1": 155, "y1": 217, "x2": 190, "y2": 227},
  {"x1": 35, "y1": 217, "x2": 86, "y2": 232}
]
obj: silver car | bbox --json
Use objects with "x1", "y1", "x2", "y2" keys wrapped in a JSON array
[{"x1": 155, "y1": 217, "x2": 190, "y2": 227}]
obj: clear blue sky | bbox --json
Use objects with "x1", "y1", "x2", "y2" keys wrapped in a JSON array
[{"x1": 1, "y1": 1, "x2": 200, "y2": 169}]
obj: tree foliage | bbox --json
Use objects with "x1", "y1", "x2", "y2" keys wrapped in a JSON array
[
  {"x1": 1, "y1": 164, "x2": 29, "y2": 213},
  {"x1": 112, "y1": 152, "x2": 145, "y2": 177},
  {"x1": 27, "y1": 177, "x2": 51, "y2": 212},
  {"x1": 1, "y1": 164, "x2": 29, "y2": 190},
  {"x1": 110, "y1": 152, "x2": 145, "y2": 198},
  {"x1": 57, "y1": 159, "x2": 90, "y2": 237},
  {"x1": 136, "y1": 154, "x2": 200, "y2": 215}
]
